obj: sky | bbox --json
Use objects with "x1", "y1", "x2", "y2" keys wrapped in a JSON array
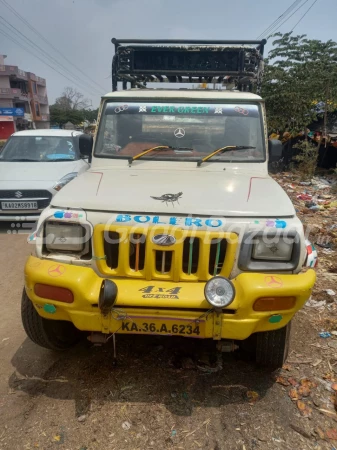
[{"x1": 0, "y1": 0, "x2": 336, "y2": 108}]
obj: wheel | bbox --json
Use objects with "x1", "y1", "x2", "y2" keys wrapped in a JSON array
[
  {"x1": 21, "y1": 289, "x2": 81, "y2": 351},
  {"x1": 255, "y1": 322, "x2": 291, "y2": 369}
]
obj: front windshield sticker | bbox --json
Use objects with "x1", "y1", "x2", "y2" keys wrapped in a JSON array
[
  {"x1": 114, "y1": 104, "x2": 129, "y2": 113},
  {"x1": 174, "y1": 128, "x2": 185, "y2": 138},
  {"x1": 105, "y1": 103, "x2": 259, "y2": 117},
  {"x1": 234, "y1": 106, "x2": 249, "y2": 116}
]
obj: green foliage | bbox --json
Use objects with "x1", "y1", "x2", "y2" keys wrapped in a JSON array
[
  {"x1": 262, "y1": 33, "x2": 337, "y2": 133},
  {"x1": 50, "y1": 105, "x2": 84, "y2": 126},
  {"x1": 50, "y1": 86, "x2": 99, "y2": 127},
  {"x1": 292, "y1": 140, "x2": 319, "y2": 180},
  {"x1": 82, "y1": 108, "x2": 99, "y2": 123}
]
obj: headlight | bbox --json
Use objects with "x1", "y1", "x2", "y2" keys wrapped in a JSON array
[
  {"x1": 238, "y1": 231, "x2": 301, "y2": 272},
  {"x1": 252, "y1": 237, "x2": 294, "y2": 261},
  {"x1": 53, "y1": 172, "x2": 77, "y2": 192},
  {"x1": 45, "y1": 222, "x2": 85, "y2": 252},
  {"x1": 204, "y1": 276, "x2": 235, "y2": 308}
]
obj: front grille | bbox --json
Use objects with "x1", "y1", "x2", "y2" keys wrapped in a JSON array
[
  {"x1": 0, "y1": 190, "x2": 52, "y2": 199},
  {"x1": 95, "y1": 225, "x2": 238, "y2": 282},
  {"x1": 0, "y1": 190, "x2": 52, "y2": 211}
]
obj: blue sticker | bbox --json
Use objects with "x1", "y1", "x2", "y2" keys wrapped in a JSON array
[
  {"x1": 114, "y1": 214, "x2": 223, "y2": 228},
  {"x1": 53, "y1": 211, "x2": 83, "y2": 219},
  {"x1": 266, "y1": 220, "x2": 287, "y2": 228},
  {"x1": 275, "y1": 220, "x2": 287, "y2": 229}
]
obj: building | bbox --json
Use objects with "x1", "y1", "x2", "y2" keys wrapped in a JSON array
[{"x1": 0, "y1": 54, "x2": 50, "y2": 139}]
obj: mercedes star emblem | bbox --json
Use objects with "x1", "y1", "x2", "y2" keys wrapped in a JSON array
[{"x1": 174, "y1": 128, "x2": 185, "y2": 138}]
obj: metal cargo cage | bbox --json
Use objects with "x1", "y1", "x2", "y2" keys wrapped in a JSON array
[{"x1": 111, "y1": 38, "x2": 267, "y2": 92}]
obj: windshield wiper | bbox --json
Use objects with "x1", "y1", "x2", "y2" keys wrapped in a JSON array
[
  {"x1": 129, "y1": 146, "x2": 194, "y2": 165},
  {"x1": 197, "y1": 145, "x2": 256, "y2": 167}
]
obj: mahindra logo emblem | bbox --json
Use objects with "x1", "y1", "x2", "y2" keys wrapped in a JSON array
[
  {"x1": 152, "y1": 234, "x2": 176, "y2": 246},
  {"x1": 15, "y1": 191, "x2": 23, "y2": 198}
]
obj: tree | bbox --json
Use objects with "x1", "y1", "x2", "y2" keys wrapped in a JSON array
[
  {"x1": 50, "y1": 104, "x2": 84, "y2": 127},
  {"x1": 262, "y1": 33, "x2": 337, "y2": 134},
  {"x1": 55, "y1": 87, "x2": 91, "y2": 111},
  {"x1": 82, "y1": 108, "x2": 99, "y2": 123}
]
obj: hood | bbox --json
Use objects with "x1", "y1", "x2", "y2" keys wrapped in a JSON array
[
  {"x1": 0, "y1": 161, "x2": 80, "y2": 182},
  {"x1": 52, "y1": 168, "x2": 295, "y2": 218}
]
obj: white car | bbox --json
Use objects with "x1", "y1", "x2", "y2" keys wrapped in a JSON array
[{"x1": 0, "y1": 129, "x2": 89, "y2": 221}]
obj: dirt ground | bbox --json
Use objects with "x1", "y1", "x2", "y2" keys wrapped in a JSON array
[{"x1": 1, "y1": 176, "x2": 337, "y2": 450}]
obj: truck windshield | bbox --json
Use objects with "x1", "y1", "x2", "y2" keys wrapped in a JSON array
[
  {"x1": 95, "y1": 102, "x2": 265, "y2": 162},
  {"x1": 0, "y1": 136, "x2": 79, "y2": 162}
]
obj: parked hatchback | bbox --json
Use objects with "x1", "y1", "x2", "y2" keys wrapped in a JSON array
[{"x1": 0, "y1": 129, "x2": 89, "y2": 221}]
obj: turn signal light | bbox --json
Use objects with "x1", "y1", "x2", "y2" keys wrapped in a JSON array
[
  {"x1": 253, "y1": 296, "x2": 296, "y2": 311},
  {"x1": 34, "y1": 284, "x2": 74, "y2": 303}
]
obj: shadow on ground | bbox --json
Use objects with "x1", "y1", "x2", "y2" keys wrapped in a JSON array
[{"x1": 9, "y1": 335, "x2": 275, "y2": 417}]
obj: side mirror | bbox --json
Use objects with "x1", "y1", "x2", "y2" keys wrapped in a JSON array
[
  {"x1": 79, "y1": 134, "x2": 93, "y2": 162},
  {"x1": 268, "y1": 139, "x2": 283, "y2": 162}
]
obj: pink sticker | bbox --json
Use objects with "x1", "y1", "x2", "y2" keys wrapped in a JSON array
[{"x1": 48, "y1": 264, "x2": 66, "y2": 277}]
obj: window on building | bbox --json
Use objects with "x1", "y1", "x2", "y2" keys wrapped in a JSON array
[
  {"x1": 32, "y1": 82, "x2": 37, "y2": 94},
  {"x1": 35, "y1": 102, "x2": 40, "y2": 117}
]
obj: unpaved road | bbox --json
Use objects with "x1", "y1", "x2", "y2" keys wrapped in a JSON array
[{"x1": 0, "y1": 232, "x2": 337, "y2": 450}]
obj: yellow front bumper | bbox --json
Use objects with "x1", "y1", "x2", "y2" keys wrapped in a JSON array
[{"x1": 24, "y1": 256, "x2": 316, "y2": 340}]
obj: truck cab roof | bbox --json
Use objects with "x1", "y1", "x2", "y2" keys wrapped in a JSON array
[{"x1": 102, "y1": 89, "x2": 262, "y2": 101}]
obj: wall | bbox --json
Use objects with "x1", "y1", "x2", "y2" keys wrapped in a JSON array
[
  {"x1": 0, "y1": 121, "x2": 15, "y2": 139},
  {"x1": 0, "y1": 99, "x2": 13, "y2": 107},
  {"x1": 0, "y1": 76, "x2": 10, "y2": 88},
  {"x1": 35, "y1": 122, "x2": 49, "y2": 130}
]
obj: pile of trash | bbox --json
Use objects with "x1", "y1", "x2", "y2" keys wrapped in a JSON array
[{"x1": 273, "y1": 172, "x2": 337, "y2": 251}]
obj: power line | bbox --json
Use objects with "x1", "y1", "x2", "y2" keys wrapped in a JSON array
[
  {"x1": 291, "y1": 0, "x2": 319, "y2": 31},
  {"x1": 256, "y1": 0, "x2": 303, "y2": 39},
  {"x1": 0, "y1": 0, "x2": 107, "y2": 92},
  {"x1": 257, "y1": 0, "x2": 302, "y2": 38},
  {"x1": 272, "y1": 0, "x2": 310, "y2": 34},
  {"x1": 0, "y1": 27, "x2": 98, "y2": 96},
  {"x1": 0, "y1": 16, "x2": 102, "y2": 96}
]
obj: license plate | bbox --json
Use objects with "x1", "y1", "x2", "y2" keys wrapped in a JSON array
[
  {"x1": 1, "y1": 201, "x2": 38, "y2": 210},
  {"x1": 118, "y1": 318, "x2": 205, "y2": 337}
]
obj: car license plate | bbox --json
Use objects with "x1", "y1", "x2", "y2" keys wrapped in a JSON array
[
  {"x1": 118, "y1": 318, "x2": 204, "y2": 337},
  {"x1": 1, "y1": 201, "x2": 38, "y2": 210}
]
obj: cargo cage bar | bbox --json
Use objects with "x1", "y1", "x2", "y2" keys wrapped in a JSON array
[{"x1": 111, "y1": 38, "x2": 266, "y2": 93}]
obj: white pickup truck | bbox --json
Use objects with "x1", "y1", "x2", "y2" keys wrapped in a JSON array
[{"x1": 22, "y1": 39, "x2": 316, "y2": 368}]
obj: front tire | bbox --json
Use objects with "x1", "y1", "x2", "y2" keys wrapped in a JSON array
[
  {"x1": 255, "y1": 322, "x2": 291, "y2": 369},
  {"x1": 21, "y1": 289, "x2": 81, "y2": 351}
]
